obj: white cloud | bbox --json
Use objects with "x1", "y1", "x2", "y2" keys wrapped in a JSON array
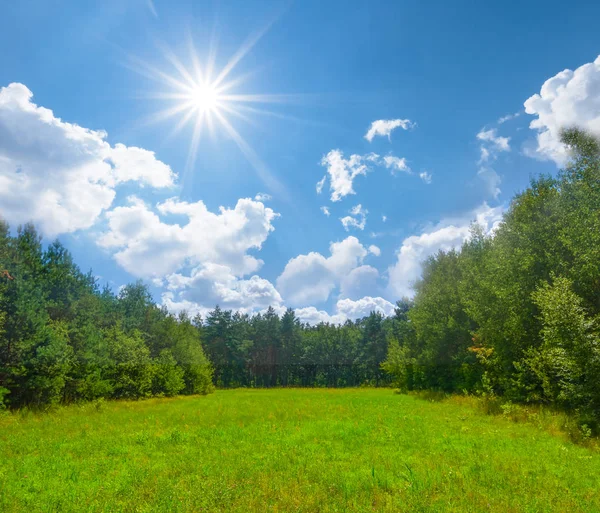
[
  {"x1": 320, "y1": 206, "x2": 330, "y2": 216},
  {"x1": 318, "y1": 151, "x2": 417, "y2": 202},
  {"x1": 498, "y1": 112, "x2": 520, "y2": 124},
  {"x1": 383, "y1": 155, "x2": 412, "y2": 174},
  {"x1": 477, "y1": 168, "x2": 501, "y2": 199},
  {"x1": 476, "y1": 128, "x2": 510, "y2": 158},
  {"x1": 364, "y1": 119, "x2": 415, "y2": 142},
  {"x1": 316, "y1": 175, "x2": 326, "y2": 194},
  {"x1": 254, "y1": 192, "x2": 272, "y2": 202},
  {"x1": 108, "y1": 143, "x2": 175, "y2": 188},
  {"x1": 98, "y1": 196, "x2": 279, "y2": 279},
  {"x1": 340, "y1": 204, "x2": 367, "y2": 231},
  {"x1": 524, "y1": 55, "x2": 600, "y2": 165},
  {"x1": 382, "y1": 215, "x2": 387, "y2": 223},
  {"x1": 99, "y1": 196, "x2": 281, "y2": 318},
  {"x1": 340, "y1": 265, "x2": 380, "y2": 299},
  {"x1": 163, "y1": 289, "x2": 395, "y2": 326},
  {"x1": 368, "y1": 245, "x2": 381, "y2": 256},
  {"x1": 336, "y1": 296, "x2": 396, "y2": 319},
  {"x1": 162, "y1": 264, "x2": 283, "y2": 316},
  {"x1": 293, "y1": 296, "x2": 395, "y2": 325},
  {"x1": 276, "y1": 236, "x2": 368, "y2": 306},
  {"x1": 319, "y1": 150, "x2": 373, "y2": 202},
  {"x1": 387, "y1": 203, "x2": 504, "y2": 298},
  {"x1": 419, "y1": 171, "x2": 432, "y2": 184},
  {"x1": 475, "y1": 128, "x2": 510, "y2": 198},
  {"x1": 0, "y1": 83, "x2": 175, "y2": 236},
  {"x1": 292, "y1": 306, "x2": 346, "y2": 325}
]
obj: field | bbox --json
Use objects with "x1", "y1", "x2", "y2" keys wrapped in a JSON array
[{"x1": 1, "y1": 389, "x2": 599, "y2": 512}]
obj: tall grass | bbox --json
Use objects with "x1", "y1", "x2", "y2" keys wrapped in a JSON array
[
  {"x1": 410, "y1": 390, "x2": 600, "y2": 447},
  {"x1": 1, "y1": 389, "x2": 599, "y2": 512}
]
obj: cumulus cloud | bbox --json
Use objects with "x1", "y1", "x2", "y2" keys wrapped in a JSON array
[
  {"x1": 383, "y1": 155, "x2": 412, "y2": 174},
  {"x1": 98, "y1": 196, "x2": 282, "y2": 318},
  {"x1": 162, "y1": 275, "x2": 394, "y2": 326},
  {"x1": 340, "y1": 265, "x2": 380, "y2": 299},
  {"x1": 364, "y1": 119, "x2": 415, "y2": 142},
  {"x1": 292, "y1": 296, "x2": 396, "y2": 325},
  {"x1": 419, "y1": 171, "x2": 432, "y2": 184},
  {"x1": 254, "y1": 192, "x2": 272, "y2": 202},
  {"x1": 98, "y1": 196, "x2": 279, "y2": 279},
  {"x1": 524, "y1": 55, "x2": 600, "y2": 165},
  {"x1": 382, "y1": 215, "x2": 387, "y2": 223},
  {"x1": 337, "y1": 296, "x2": 395, "y2": 319},
  {"x1": 368, "y1": 245, "x2": 381, "y2": 256},
  {"x1": 340, "y1": 204, "x2": 368, "y2": 231},
  {"x1": 0, "y1": 83, "x2": 175, "y2": 236},
  {"x1": 276, "y1": 236, "x2": 368, "y2": 306},
  {"x1": 291, "y1": 306, "x2": 347, "y2": 325},
  {"x1": 162, "y1": 264, "x2": 283, "y2": 316},
  {"x1": 387, "y1": 203, "x2": 504, "y2": 298},
  {"x1": 321, "y1": 206, "x2": 330, "y2": 216}
]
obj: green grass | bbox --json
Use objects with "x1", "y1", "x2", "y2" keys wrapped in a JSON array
[{"x1": 1, "y1": 389, "x2": 599, "y2": 512}]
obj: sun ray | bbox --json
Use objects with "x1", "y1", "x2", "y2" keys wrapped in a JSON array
[
  {"x1": 219, "y1": 93, "x2": 308, "y2": 104},
  {"x1": 125, "y1": 54, "x2": 191, "y2": 93},
  {"x1": 226, "y1": 103, "x2": 328, "y2": 127},
  {"x1": 211, "y1": 22, "x2": 275, "y2": 89},
  {"x1": 213, "y1": 67, "x2": 262, "y2": 95},
  {"x1": 140, "y1": 102, "x2": 194, "y2": 126},
  {"x1": 212, "y1": 109, "x2": 289, "y2": 202},
  {"x1": 157, "y1": 43, "x2": 199, "y2": 90},
  {"x1": 170, "y1": 107, "x2": 198, "y2": 139},
  {"x1": 211, "y1": 2, "x2": 290, "y2": 88},
  {"x1": 218, "y1": 102, "x2": 258, "y2": 127},
  {"x1": 186, "y1": 31, "x2": 204, "y2": 85},
  {"x1": 205, "y1": 16, "x2": 220, "y2": 84},
  {"x1": 185, "y1": 112, "x2": 205, "y2": 175}
]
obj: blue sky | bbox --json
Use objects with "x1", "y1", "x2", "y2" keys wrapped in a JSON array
[{"x1": 1, "y1": 0, "x2": 600, "y2": 323}]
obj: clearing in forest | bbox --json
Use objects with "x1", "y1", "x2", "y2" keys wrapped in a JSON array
[{"x1": 0, "y1": 388, "x2": 599, "y2": 512}]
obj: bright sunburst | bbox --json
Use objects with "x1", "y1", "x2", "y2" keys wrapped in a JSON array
[
  {"x1": 189, "y1": 84, "x2": 219, "y2": 113},
  {"x1": 127, "y1": 27, "x2": 297, "y2": 198}
]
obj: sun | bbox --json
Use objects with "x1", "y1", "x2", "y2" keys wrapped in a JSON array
[
  {"x1": 189, "y1": 84, "x2": 220, "y2": 113},
  {"x1": 127, "y1": 27, "x2": 298, "y2": 200}
]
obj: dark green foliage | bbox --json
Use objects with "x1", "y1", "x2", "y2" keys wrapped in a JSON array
[
  {"x1": 381, "y1": 128, "x2": 600, "y2": 430},
  {"x1": 0, "y1": 220, "x2": 396, "y2": 405},
  {"x1": 0, "y1": 227, "x2": 213, "y2": 409},
  {"x1": 152, "y1": 349, "x2": 185, "y2": 397},
  {"x1": 199, "y1": 306, "x2": 393, "y2": 388}
]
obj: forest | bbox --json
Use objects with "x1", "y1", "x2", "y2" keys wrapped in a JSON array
[
  {"x1": 383, "y1": 128, "x2": 600, "y2": 431},
  {"x1": 1, "y1": 129, "x2": 600, "y2": 434}
]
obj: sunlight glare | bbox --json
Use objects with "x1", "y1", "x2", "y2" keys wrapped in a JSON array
[
  {"x1": 189, "y1": 84, "x2": 219, "y2": 112},
  {"x1": 128, "y1": 24, "x2": 299, "y2": 202}
]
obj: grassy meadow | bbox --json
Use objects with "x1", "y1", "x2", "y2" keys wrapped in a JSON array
[{"x1": 1, "y1": 388, "x2": 599, "y2": 512}]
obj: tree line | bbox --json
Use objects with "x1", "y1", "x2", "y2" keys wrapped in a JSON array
[
  {"x1": 0, "y1": 226, "x2": 213, "y2": 409},
  {"x1": 0, "y1": 220, "x2": 400, "y2": 409},
  {"x1": 382, "y1": 129, "x2": 600, "y2": 431},
  {"x1": 200, "y1": 305, "x2": 394, "y2": 388}
]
